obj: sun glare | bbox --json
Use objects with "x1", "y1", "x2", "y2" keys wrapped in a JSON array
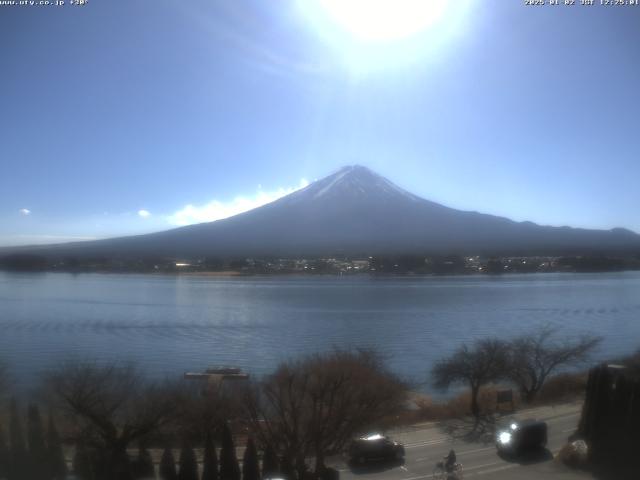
[
  {"x1": 317, "y1": 0, "x2": 450, "y2": 42},
  {"x1": 300, "y1": 0, "x2": 472, "y2": 73}
]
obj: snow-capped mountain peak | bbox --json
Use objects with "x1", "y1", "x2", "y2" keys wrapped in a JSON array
[{"x1": 289, "y1": 165, "x2": 420, "y2": 203}]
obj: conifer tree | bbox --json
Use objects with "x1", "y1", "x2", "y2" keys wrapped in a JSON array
[
  {"x1": 0, "y1": 421, "x2": 9, "y2": 480},
  {"x1": 27, "y1": 404, "x2": 48, "y2": 480},
  {"x1": 219, "y1": 424, "x2": 240, "y2": 480},
  {"x1": 279, "y1": 455, "x2": 295, "y2": 480},
  {"x1": 132, "y1": 443, "x2": 155, "y2": 479},
  {"x1": 8, "y1": 399, "x2": 27, "y2": 480},
  {"x1": 178, "y1": 444, "x2": 198, "y2": 480},
  {"x1": 159, "y1": 447, "x2": 178, "y2": 480},
  {"x1": 260, "y1": 445, "x2": 278, "y2": 479},
  {"x1": 242, "y1": 438, "x2": 259, "y2": 480},
  {"x1": 201, "y1": 435, "x2": 218, "y2": 480},
  {"x1": 72, "y1": 444, "x2": 93, "y2": 480},
  {"x1": 47, "y1": 413, "x2": 67, "y2": 480}
]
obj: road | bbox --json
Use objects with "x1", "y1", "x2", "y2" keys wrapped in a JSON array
[{"x1": 330, "y1": 402, "x2": 593, "y2": 480}]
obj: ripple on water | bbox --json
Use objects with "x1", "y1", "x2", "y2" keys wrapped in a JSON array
[{"x1": 1, "y1": 271, "x2": 639, "y2": 391}]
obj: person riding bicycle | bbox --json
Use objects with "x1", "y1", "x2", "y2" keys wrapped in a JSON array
[
  {"x1": 444, "y1": 449, "x2": 457, "y2": 474},
  {"x1": 433, "y1": 450, "x2": 461, "y2": 480}
]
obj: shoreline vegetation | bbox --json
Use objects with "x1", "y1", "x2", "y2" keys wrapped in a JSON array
[
  {"x1": 0, "y1": 329, "x2": 627, "y2": 480},
  {"x1": 1, "y1": 253, "x2": 639, "y2": 275}
]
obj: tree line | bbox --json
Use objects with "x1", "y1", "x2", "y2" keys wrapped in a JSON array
[
  {"x1": 0, "y1": 328, "x2": 601, "y2": 480},
  {"x1": 0, "y1": 400, "x2": 67, "y2": 480},
  {"x1": 0, "y1": 350, "x2": 406, "y2": 480},
  {"x1": 432, "y1": 325, "x2": 601, "y2": 421}
]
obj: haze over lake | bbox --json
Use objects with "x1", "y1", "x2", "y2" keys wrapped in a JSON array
[{"x1": 1, "y1": 271, "x2": 639, "y2": 392}]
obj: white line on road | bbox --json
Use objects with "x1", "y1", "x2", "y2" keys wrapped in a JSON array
[
  {"x1": 399, "y1": 474, "x2": 434, "y2": 480},
  {"x1": 475, "y1": 464, "x2": 518, "y2": 476},
  {"x1": 546, "y1": 412, "x2": 580, "y2": 422},
  {"x1": 462, "y1": 461, "x2": 503, "y2": 472},
  {"x1": 414, "y1": 446, "x2": 495, "y2": 463},
  {"x1": 458, "y1": 446, "x2": 496, "y2": 456},
  {"x1": 405, "y1": 438, "x2": 449, "y2": 449}
]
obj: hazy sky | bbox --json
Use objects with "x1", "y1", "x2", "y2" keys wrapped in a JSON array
[{"x1": 2, "y1": 0, "x2": 639, "y2": 246}]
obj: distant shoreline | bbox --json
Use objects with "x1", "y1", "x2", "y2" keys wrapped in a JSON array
[
  {"x1": 2, "y1": 268, "x2": 639, "y2": 277},
  {"x1": 3, "y1": 252, "x2": 639, "y2": 276}
]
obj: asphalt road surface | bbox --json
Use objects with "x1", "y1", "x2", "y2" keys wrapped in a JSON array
[{"x1": 330, "y1": 402, "x2": 593, "y2": 480}]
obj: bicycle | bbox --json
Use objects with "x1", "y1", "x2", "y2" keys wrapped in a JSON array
[{"x1": 432, "y1": 461, "x2": 464, "y2": 480}]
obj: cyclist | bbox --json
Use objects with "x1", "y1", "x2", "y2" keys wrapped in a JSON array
[{"x1": 444, "y1": 450, "x2": 457, "y2": 477}]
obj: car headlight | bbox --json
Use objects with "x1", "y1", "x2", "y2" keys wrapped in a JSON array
[{"x1": 498, "y1": 431, "x2": 512, "y2": 444}]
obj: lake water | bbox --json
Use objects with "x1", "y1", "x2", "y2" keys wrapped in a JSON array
[{"x1": 1, "y1": 271, "x2": 639, "y2": 393}]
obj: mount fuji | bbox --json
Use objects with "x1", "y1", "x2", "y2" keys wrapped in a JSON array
[{"x1": 4, "y1": 165, "x2": 640, "y2": 259}]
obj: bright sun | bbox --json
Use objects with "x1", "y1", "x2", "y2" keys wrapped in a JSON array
[
  {"x1": 299, "y1": 0, "x2": 471, "y2": 72},
  {"x1": 317, "y1": 0, "x2": 450, "y2": 42}
]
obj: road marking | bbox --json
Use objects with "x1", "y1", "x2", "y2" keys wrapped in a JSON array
[
  {"x1": 475, "y1": 464, "x2": 518, "y2": 476},
  {"x1": 545, "y1": 412, "x2": 581, "y2": 423},
  {"x1": 458, "y1": 446, "x2": 495, "y2": 456},
  {"x1": 399, "y1": 474, "x2": 434, "y2": 480},
  {"x1": 413, "y1": 446, "x2": 494, "y2": 464},
  {"x1": 462, "y1": 461, "x2": 502, "y2": 472},
  {"x1": 404, "y1": 437, "x2": 449, "y2": 448},
  {"x1": 405, "y1": 438, "x2": 449, "y2": 449}
]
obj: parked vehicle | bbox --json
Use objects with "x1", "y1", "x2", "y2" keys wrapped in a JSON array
[
  {"x1": 348, "y1": 433, "x2": 405, "y2": 464},
  {"x1": 496, "y1": 419, "x2": 548, "y2": 456}
]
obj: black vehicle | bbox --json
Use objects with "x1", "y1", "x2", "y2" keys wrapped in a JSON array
[
  {"x1": 496, "y1": 419, "x2": 548, "y2": 456},
  {"x1": 348, "y1": 433, "x2": 405, "y2": 464}
]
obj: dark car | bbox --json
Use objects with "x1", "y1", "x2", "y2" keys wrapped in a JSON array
[
  {"x1": 496, "y1": 419, "x2": 548, "y2": 456},
  {"x1": 348, "y1": 433, "x2": 405, "y2": 464}
]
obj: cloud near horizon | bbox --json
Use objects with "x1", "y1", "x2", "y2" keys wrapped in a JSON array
[
  {"x1": 0, "y1": 234, "x2": 98, "y2": 247},
  {"x1": 19, "y1": 208, "x2": 31, "y2": 216},
  {"x1": 138, "y1": 209, "x2": 151, "y2": 218},
  {"x1": 167, "y1": 178, "x2": 309, "y2": 226}
]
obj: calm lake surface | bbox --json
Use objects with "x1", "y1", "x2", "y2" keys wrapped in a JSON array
[{"x1": 1, "y1": 271, "x2": 639, "y2": 392}]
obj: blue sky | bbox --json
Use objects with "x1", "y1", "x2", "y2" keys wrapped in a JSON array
[{"x1": 1, "y1": 0, "x2": 639, "y2": 246}]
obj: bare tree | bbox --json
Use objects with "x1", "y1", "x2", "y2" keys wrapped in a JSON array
[
  {"x1": 507, "y1": 326, "x2": 601, "y2": 403},
  {"x1": 618, "y1": 348, "x2": 640, "y2": 376},
  {"x1": 244, "y1": 349, "x2": 407, "y2": 478},
  {"x1": 176, "y1": 381, "x2": 243, "y2": 444},
  {"x1": 432, "y1": 339, "x2": 509, "y2": 421},
  {"x1": 44, "y1": 361, "x2": 180, "y2": 480},
  {"x1": 243, "y1": 364, "x2": 309, "y2": 479}
]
